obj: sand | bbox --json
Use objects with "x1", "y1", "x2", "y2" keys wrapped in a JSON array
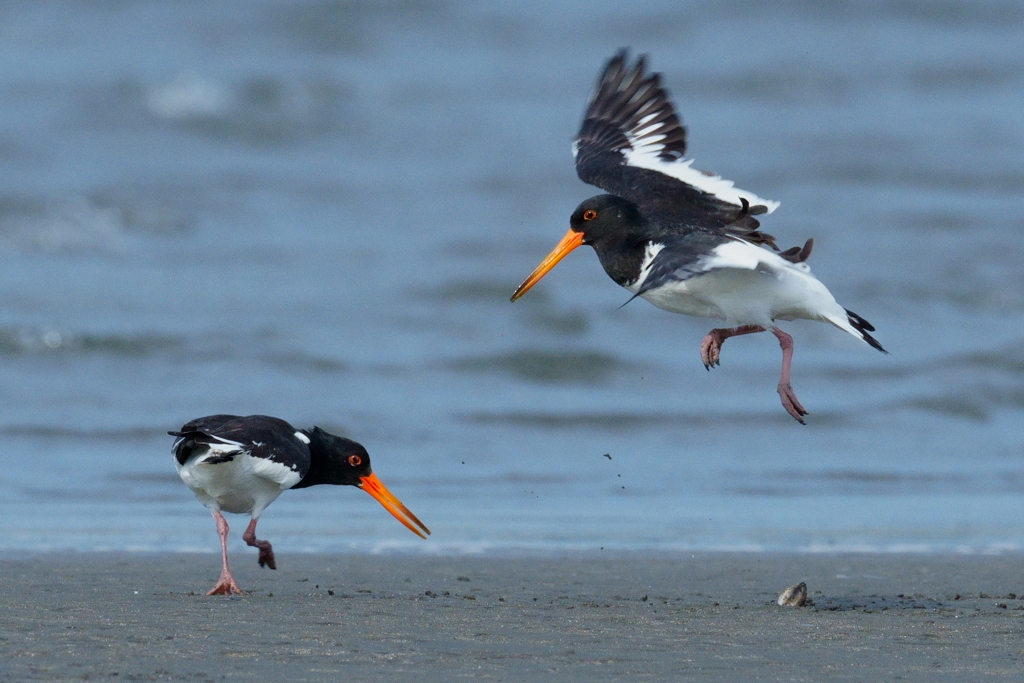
[{"x1": 2, "y1": 552, "x2": 1024, "y2": 681}]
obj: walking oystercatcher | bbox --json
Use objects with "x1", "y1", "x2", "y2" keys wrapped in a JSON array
[
  {"x1": 510, "y1": 50, "x2": 885, "y2": 423},
  {"x1": 170, "y1": 414, "x2": 430, "y2": 595}
]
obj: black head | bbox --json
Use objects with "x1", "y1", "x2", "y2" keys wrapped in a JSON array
[
  {"x1": 296, "y1": 426, "x2": 430, "y2": 539},
  {"x1": 297, "y1": 426, "x2": 372, "y2": 487},
  {"x1": 510, "y1": 194, "x2": 648, "y2": 301},
  {"x1": 569, "y1": 194, "x2": 646, "y2": 244}
]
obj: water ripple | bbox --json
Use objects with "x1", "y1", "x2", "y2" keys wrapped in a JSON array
[{"x1": 448, "y1": 350, "x2": 628, "y2": 385}]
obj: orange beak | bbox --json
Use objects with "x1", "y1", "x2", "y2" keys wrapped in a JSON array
[
  {"x1": 510, "y1": 228, "x2": 585, "y2": 302},
  {"x1": 358, "y1": 472, "x2": 431, "y2": 539}
]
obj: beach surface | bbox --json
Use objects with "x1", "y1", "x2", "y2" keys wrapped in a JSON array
[{"x1": 2, "y1": 553, "x2": 1023, "y2": 682}]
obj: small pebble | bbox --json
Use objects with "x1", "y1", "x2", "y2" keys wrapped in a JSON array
[{"x1": 777, "y1": 582, "x2": 808, "y2": 607}]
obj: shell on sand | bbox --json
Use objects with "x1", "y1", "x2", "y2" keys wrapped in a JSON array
[{"x1": 777, "y1": 582, "x2": 808, "y2": 607}]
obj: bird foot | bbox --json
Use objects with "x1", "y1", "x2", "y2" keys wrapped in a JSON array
[
  {"x1": 207, "y1": 575, "x2": 245, "y2": 596},
  {"x1": 699, "y1": 326, "x2": 764, "y2": 370},
  {"x1": 699, "y1": 331, "x2": 725, "y2": 370},
  {"x1": 777, "y1": 383, "x2": 808, "y2": 424},
  {"x1": 256, "y1": 543, "x2": 276, "y2": 570},
  {"x1": 243, "y1": 520, "x2": 277, "y2": 570}
]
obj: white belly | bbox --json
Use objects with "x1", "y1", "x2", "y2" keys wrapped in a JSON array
[
  {"x1": 639, "y1": 262, "x2": 846, "y2": 328},
  {"x1": 175, "y1": 451, "x2": 290, "y2": 518}
]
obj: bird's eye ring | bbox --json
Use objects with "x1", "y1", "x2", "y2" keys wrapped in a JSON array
[
  {"x1": 347, "y1": 455, "x2": 362, "y2": 466},
  {"x1": 582, "y1": 209, "x2": 597, "y2": 221}
]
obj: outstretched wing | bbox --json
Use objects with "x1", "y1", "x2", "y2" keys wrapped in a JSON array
[{"x1": 574, "y1": 50, "x2": 780, "y2": 246}]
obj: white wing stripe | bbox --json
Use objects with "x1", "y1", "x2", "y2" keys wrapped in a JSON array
[
  {"x1": 621, "y1": 147, "x2": 781, "y2": 213},
  {"x1": 248, "y1": 453, "x2": 302, "y2": 489},
  {"x1": 633, "y1": 124, "x2": 663, "y2": 138},
  {"x1": 700, "y1": 240, "x2": 811, "y2": 274},
  {"x1": 209, "y1": 434, "x2": 244, "y2": 446},
  {"x1": 206, "y1": 441, "x2": 243, "y2": 456}
]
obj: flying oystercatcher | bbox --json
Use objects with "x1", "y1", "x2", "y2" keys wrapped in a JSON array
[
  {"x1": 171, "y1": 414, "x2": 429, "y2": 595},
  {"x1": 510, "y1": 50, "x2": 886, "y2": 423}
]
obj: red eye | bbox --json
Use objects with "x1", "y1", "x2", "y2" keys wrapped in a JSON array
[
  {"x1": 347, "y1": 455, "x2": 362, "y2": 466},
  {"x1": 583, "y1": 209, "x2": 597, "y2": 221}
]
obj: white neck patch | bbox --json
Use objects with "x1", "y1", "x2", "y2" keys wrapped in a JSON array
[{"x1": 626, "y1": 241, "x2": 666, "y2": 292}]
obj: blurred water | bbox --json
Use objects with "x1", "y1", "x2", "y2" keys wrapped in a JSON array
[{"x1": 1, "y1": 0, "x2": 1023, "y2": 555}]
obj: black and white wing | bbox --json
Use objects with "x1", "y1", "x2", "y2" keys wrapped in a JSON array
[
  {"x1": 170, "y1": 414, "x2": 312, "y2": 486},
  {"x1": 574, "y1": 50, "x2": 781, "y2": 246}
]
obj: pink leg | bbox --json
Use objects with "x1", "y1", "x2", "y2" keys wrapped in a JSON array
[
  {"x1": 772, "y1": 327, "x2": 808, "y2": 424},
  {"x1": 699, "y1": 325, "x2": 765, "y2": 369},
  {"x1": 242, "y1": 518, "x2": 276, "y2": 570},
  {"x1": 208, "y1": 510, "x2": 244, "y2": 596}
]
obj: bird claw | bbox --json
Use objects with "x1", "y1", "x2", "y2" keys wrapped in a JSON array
[
  {"x1": 243, "y1": 523, "x2": 276, "y2": 570},
  {"x1": 702, "y1": 327, "x2": 807, "y2": 422},
  {"x1": 777, "y1": 383, "x2": 808, "y2": 424},
  {"x1": 257, "y1": 546, "x2": 276, "y2": 570},
  {"x1": 207, "y1": 577, "x2": 245, "y2": 596},
  {"x1": 699, "y1": 332, "x2": 724, "y2": 370}
]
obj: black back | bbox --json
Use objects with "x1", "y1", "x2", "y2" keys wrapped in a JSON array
[{"x1": 169, "y1": 414, "x2": 311, "y2": 480}]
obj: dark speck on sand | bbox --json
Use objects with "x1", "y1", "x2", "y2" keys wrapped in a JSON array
[{"x1": 3, "y1": 553, "x2": 1024, "y2": 682}]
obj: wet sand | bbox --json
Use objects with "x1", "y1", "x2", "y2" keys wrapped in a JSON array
[{"x1": 2, "y1": 552, "x2": 1023, "y2": 681}]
